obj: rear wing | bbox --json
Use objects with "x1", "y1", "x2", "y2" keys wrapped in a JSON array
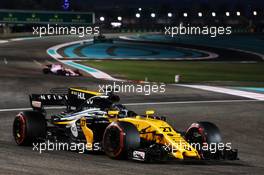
[
  {"x1": 29, "y1": 88, "x2": 119, "y2": 111},
  {"x1": 30, "y1": 94, "x2": 68, "y2": 109}
]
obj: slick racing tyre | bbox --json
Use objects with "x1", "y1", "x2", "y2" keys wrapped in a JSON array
[
  {"x1": 42, "y1": 68, "x2": 50, "y2": 74},
  {"x1": 57, "y1": 70, "x2": 65, "y2": 76},
  {"x1": 185, "y1": 121, "x2": 222, "y2": 159},
  {"x1": 13, "y1": 111, "x2": 46, "y2": 146},
  {"x1": 74, "y1": 69, "x2": 82, "y2": 76},
  {"x1": 103, "y1": 121, "x2": 140, "y2": 159}
]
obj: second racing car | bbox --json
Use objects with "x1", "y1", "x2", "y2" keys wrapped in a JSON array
[{"x1": 43, "y1": 64, "x2": 82, "y2": 76}]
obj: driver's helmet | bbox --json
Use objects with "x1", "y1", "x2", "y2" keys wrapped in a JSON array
[
  {"x1": 111, "y1": 104, "x2": 128, "y2": 118},
  {"x1": 51, "y1": 64, "x2": 63, "y2": 73}
]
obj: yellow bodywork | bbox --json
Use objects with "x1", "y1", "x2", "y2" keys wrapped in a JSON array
[
  {"x1": 79, "y1": 112, "x2": 200, "y2": 160},
  {"x1": 54, "y1": 88, "x2": 200, "y2": 160},
  {"x1": 118, "y1": 116, "x2": 200, "y2": 160},
  {"x1": 80, "y1": 117, "x2": 94, "y2": 149}
]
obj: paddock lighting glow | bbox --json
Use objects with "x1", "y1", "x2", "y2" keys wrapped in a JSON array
[
  {"x1": 99, "y1": 16, "x2": 105, "y2": 21},
  {"x1": 117, "y1": 16, "x2": 122, "y2": 21},
  {"x1": 138, "y1": 8, "x2": 142, "y2": 11},
  {"x1": 236, "y1": 11, "x2": 241, "y2": 16},
  {"x1": 253, "y1": 11, "x2": 257, "y2": 16},
  {"x1": 151, "y1": 13, "x2": 156, "y2": 18},
  {"x1": 135, "y1": 13, "x2": 141, "y2": 18},
  {"x1": 212, "y1": 12, "x2": 216, "y2": 17},
  {"x1": 183, "y1": 13, "x2": 188, "y2": 17},
  {"x1": 198, "y1": 12, "x2": 203, "y2": 17},
  {"x1": 225, "y1": 12, "x2": 230, "y2": 17},
  {"x1": 168, "y1": 12, "x2": 172, "y2": 18}
]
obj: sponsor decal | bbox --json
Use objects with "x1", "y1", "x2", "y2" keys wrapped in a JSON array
[
  {"x1": 77, "y1": 92, "x2": 85, "y2": 100},
  {"x1": 71, "y1": 91, "x2": 86, "y2": 100},
  {"x1": 133, "y1": 150, "x2": 146, "y2": 161},
  {"x1": 70, "y1": 123, "x2": 78, "y2": 137},
  {"x1": 39, "y1": 94, "x2": 68, "y2": 101}
]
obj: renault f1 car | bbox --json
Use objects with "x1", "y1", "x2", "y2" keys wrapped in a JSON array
[
  {"x1": 43, "y1": 64, "x2": 82, "y2": 76},
  {"x1": 13, "y1": 88, "x2": 238, "y2": 162}
]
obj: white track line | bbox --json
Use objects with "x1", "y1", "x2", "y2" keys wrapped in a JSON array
[
  {"x1": 0, "y1": 40, "x2": 9, "y2": 44},
  {"x1": 33, "y1": 60, "x2": 43, "y2": 67},
  {"x1": 45, "y1": 60, "x2": 54, "y2": 64},
  {"x1": 124, "y1": 99, "x2": 262, "y2": 106},
  {"x1": 229, "y1": 47, "x2": 264, "y2": 61},
  {"x1": 9, "y1": 37, "x2": 37, "y2": 41},
  {"x1": 46, "y1": 39, "x2": 121, "y2": 81},
  {"x1": 0, "y1": 106, "x2": 65, "y2": 112},
  {"x1": 47, "y1": 39, "x2": 90, "y2": 59},
  {"x1": 3, "y1": 58, "x2": 8, "y2": 64},
  {"x1": 0, "y1": 99, "x2": 261, "y2": 112},
  {"x1": 64, "y1": 61, "x2": 119, "y2": 80},
  {"x1": 177, "y1": 84, "x2": 264, "y2": 100}
]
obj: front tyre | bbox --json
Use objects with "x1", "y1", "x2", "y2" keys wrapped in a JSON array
[
  {"x1": 13, "y1": 111, "x2": 46, "y2": 146},
  {"x1": 42, "y1": 68, "x2": 50, "y2": 74},
  {"x1": 103, "y1": 121, "x2": 140, "y2": 159},
  {"x1": 185, "y1": 121, "x2": 222, "y2": 159}
]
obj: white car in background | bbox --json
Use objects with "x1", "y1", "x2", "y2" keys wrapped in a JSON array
[{"x1": 43, "y1": 64, "x2": 82, "y2": 76}]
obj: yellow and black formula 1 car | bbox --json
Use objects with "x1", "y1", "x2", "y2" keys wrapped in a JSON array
[{"x1": 13, "y1": 88, "x2": 238, "y2": 162}]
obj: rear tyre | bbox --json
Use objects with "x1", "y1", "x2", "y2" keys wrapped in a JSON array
[
  {"x1": 185, "y1": 121, "x2": 222, "y2": 159},
  {"x1": 13, "y1": 111, "x2": 46, "y2": 146},
  {"x1": 103, "y1": 121, "x2": 140, "y2": 159},
  {"x1": 74, "y1": 69, "x2": 82, "y2": 76}
]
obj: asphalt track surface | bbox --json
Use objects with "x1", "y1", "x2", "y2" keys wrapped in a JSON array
[{"x1": 0, "y1": 34, "x2": 264, "y2": 175}]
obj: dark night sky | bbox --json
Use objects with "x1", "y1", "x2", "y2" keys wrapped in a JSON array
[
  {"x1": 0, "y1": 0, "x2": 263, "y2": 10},
  {"x1": 79, "y1": 0, "x2": 263, "y2": 7},
  {"x1": 77, "y1": 0, "x2": 264, "y2": 11}
]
